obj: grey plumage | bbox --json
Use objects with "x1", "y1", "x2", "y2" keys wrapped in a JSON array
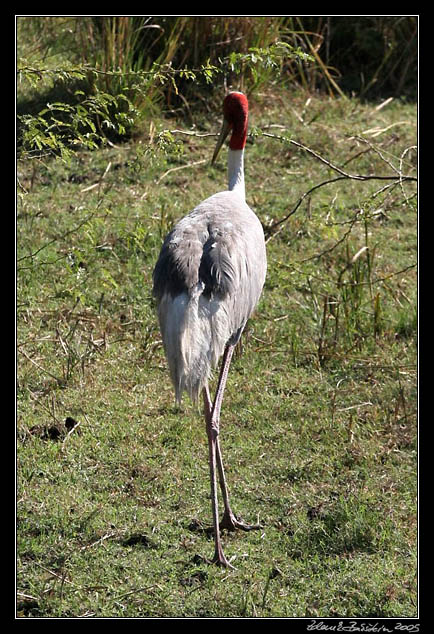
[{"x1": 153, "y1": 190, "x2": 266, "y2": 403}]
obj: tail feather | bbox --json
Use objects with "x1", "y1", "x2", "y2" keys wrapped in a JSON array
[{"x1": 157, "y1": 286, "x2": 229, "y2": 404}]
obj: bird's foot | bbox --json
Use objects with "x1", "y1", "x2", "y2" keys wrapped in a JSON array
[
  {"x1": 211, "y1": 545, "x2": 236, "y2": 570},
  {"x1": 220, "y1": 509, "x2": 262, "y2": 532}
]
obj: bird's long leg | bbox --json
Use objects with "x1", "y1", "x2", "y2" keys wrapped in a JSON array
[
  {"x1": 207, "y1": 345, "x2": 262, "y2": 534},
  {"x1": 203, "y1": 384, "x2": 233, "y2": 569},
  {"x1": 203, "y1": 383, "x2": 232, "y2": 525}
]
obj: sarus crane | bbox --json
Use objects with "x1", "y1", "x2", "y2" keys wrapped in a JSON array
[{"x1": 152, "y1": 91, "x2": 267, "y2": 568}]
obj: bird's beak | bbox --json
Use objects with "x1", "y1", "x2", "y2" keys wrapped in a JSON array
[{"x1": 211, "y1": 117, "x2": 231, "y2": 165}]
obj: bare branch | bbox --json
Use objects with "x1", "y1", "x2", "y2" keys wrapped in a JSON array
[
  {"x1": 261, "y1": 131, "x2": 417, "y2": 183},
  {"x1": 265, "y1": 175, "x2": 348, "y2": 239},
  {"x1": 156, "y1": 159, "x2": 208, "y2": 185},
  {"x1": 17, "y1": 210, "x2": 98, "y2": 265},
  {"x1": 259, "y1": 130, "x2": 416, "y2": 239}
]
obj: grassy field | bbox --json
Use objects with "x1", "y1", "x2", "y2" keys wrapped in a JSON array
[{"x1": 17, "y1": 89, "x2": 417, "y2": 618}]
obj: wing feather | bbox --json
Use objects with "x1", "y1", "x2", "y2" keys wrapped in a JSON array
[{"x1": 152, "y1": 191, "x2": 267, "y2": 402}]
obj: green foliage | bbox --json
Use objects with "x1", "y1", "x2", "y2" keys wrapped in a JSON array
[
  {"x1": 17, "y1": 65, "x2": 141, "y2": 160},
  {"x1": 17, "y1": 41, "x2": 308, "y2": 161},
  {"x1": 225, "y1": 42, "x2": 313, "y2": 91}
]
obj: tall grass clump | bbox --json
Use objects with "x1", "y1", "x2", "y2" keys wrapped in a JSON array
[
  {"x1": 70, "y1": 16, "x2": 418, "y2": 101},
  {"x1": 76, "y1": 17, "x2": 296, "y2": 99}
]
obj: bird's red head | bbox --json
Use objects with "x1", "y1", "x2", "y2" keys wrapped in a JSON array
[{"x1": 223, "y1": 92, "x2": 248, "y2": 150}]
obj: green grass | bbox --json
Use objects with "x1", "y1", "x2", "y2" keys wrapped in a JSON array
[{"x1": 17, "y1": 90, "x2": 417, "y2": 618}]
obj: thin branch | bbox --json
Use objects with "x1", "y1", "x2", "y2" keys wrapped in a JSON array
[
  {"x1": 261, "y1": 131, "x2": 417, "y2": 183},
  {"x1": 17, "y1": 62, "x2": 220, "y2": 81},
  {"x1": 287, "y1": 261, "x2": 416, "y2": 287},
  {"x1": 80, "y1": 161, "x2": 112, "y2": 193},
  {"x1": 171, "y1": 129, "x2": 217, "y2": 139},
  {"x1": 17, "y1": 210, "x2": 97, "y2": 265},
  {"x1": 297, "y1": 210, "x2": 361, "y2": 262},
  {"x1": 156, "y1": 159, "x2": 208, "y2": 185},
  {"x1": 18, "y1": 347, "x2": 63, "y2": 384},
  {"x1": 265, "y1": 175, "x2": 348, "y2": 239}
]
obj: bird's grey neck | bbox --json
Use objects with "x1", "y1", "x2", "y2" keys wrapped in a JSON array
[{"x1": 227, "y1": 149, "x2": 245, "y2": 200}]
